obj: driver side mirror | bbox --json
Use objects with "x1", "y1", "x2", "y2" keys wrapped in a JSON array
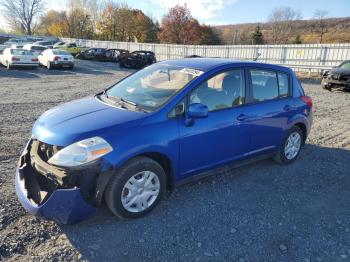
[{"x1": 187, "y1": 103, "x2": 208, "y2": 118}]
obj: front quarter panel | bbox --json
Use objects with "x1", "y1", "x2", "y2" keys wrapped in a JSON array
[{"x1": 102, "y1": 116, "x2": 180, "y2": 180}]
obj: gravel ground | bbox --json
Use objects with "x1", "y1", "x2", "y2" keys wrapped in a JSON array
[{"x1": 0, "y1": 60, "x2": 349, "y2": 262}]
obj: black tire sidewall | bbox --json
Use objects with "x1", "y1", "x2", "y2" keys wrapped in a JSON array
[
  {"x1": 105, "y1": 157, "x2": 166, "y2": 219},
  {"x1": 279, "y1": 126, "x2": 304, "y2": 164}
]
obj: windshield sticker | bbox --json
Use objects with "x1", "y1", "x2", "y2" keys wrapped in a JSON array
[{"x1": 180, "y1": 68, "x2": 204, "y2": 77}]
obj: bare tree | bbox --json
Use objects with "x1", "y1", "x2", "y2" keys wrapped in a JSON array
[
  {"x1": 268, "y1": 7, "x2": 302, "y2": 44},
  {"x1": 0, "y1": 0, "x2": 44, "y2": 35},
  {"x1": 313, "y1": 9, "x2": 328, "y2": 43}
]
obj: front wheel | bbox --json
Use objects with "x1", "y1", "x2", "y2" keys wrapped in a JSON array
[
  {"x1": 274, "y1": 126, "x2": 303, "y2": 164},
  {"x1": 105, "y1": 157, "x2": 166, "y2": 219}
]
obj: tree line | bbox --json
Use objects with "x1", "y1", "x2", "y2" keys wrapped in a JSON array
[{"x1": 0, "y1": 0, "x2": 341, "y2": 45}]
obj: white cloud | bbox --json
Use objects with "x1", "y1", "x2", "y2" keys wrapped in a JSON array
[{"x1": 151, "y1": 0, "x2": 238, "y2": 23}]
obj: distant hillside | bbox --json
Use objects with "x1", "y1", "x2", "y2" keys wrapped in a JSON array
[{"x1": 215, "y1": 17, "x2": 350, "y2": 44}]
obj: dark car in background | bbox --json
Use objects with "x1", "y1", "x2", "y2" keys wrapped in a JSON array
[
  {"x1": 76, "y1": 48, "x2": 129, "y2": 62},
  {"x1": 119, "y1": 51, "x2": 156, "y2": 69},
  {"x1": 322, "y1": 60, "x2": 350, "y2": 91},
  {"x1": 33, "y1": 40, "x2": 59, "y2": 49}
]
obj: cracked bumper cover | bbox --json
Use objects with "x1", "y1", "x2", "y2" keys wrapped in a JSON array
[
  {"x1": 14, "y1": 140, "x2": 106, "y2": 224},
  {"x1": 16, "y1": 166, "x2": 96, "y2": 224}
]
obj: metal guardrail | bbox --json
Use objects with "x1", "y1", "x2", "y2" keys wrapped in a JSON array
[{"x1": 61, "y1": 38, "x2": 350, "y2": 73}]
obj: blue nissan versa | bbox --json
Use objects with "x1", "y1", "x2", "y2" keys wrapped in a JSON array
[{"x1": 16, "y1": 59, "x2": 313, "y2": 224}]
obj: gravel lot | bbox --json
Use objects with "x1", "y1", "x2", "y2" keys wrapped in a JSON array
[{"x1": 0, "y1": 60, "x2": 349, "y2": 262}]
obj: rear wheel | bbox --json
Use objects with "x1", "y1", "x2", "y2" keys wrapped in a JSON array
[
  {"x1": 274, "y1": 126, "x2": 303, "y2": 164},
  {"x1": 105, "y1": 157, "x2": 166, "y2": 219}
]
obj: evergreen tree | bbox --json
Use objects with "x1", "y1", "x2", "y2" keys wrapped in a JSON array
[
  {"x1": 251, "y1": 25, "x2": 264, "y2": 44},
  {"x1": 293, "y1": 35, "x2": 302, "y2": 44}
]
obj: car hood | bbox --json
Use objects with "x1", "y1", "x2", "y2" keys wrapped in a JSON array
[
  {"x1": 32, "y1": 96, "x2": 146, "y2": 146},
  {"x1": 330, "y1": 68, "x2": 350, "y2": 76}
]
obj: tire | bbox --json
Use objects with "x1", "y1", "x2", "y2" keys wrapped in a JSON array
[
  {"x1": 274, "y1": 126, "x2": 304, "y2": 165},
  {"x1": 105, "y1": 157, "x2": 166, "y2": 219},
  {"x1": 321, "y1": 79, "x2": 332, "y2": 91}
]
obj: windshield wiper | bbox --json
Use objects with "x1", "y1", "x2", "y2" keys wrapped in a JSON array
[{"x1": 102, "y1": 93, "x2": 148, "y2": 113}]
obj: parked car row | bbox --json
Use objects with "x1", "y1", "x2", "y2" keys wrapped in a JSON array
[
  {"x1": 75, "y1": 48, "x2": 157, "y2": 69},
  {"x1": 0, "y1": 47, "x2": 74, "y2": 70},
  {"x1": 76, "y1": 48, "x2": 128, "y2": 62}
]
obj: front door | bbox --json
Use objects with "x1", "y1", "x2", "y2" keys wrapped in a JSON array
[{"x1": 179, "y1": 68, "x2": 251, "y2": 177}]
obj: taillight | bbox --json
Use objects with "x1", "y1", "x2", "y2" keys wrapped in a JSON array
[
  {"x1": 54, "y1": 56, "x2": 60, "y2": 61},
  {"x1": 31, "y1": 58, "x2": 38, "y2": 62},
  {"x1": 300, "y1": 95, "x2": 313, "y2": 108},
  {"x1": 12, "y1": 57, "x2": 20, "y2": 61}
]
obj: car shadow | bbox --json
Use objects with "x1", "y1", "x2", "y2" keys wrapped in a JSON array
[
  {"x1": 0, "y1": 60, "x2": 117, "y2": 79},
  {"x1": 0, "y1": 66, "x2": 40, "y2": 78},
  {"x1": 60, "y1": 144, "x2": 350, "y2": 261}
]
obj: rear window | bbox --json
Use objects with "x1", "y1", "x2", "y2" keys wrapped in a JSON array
[
  {"x1": 250, "y1": 69, "x2": 290, "y2": 102},
  {"x1": 52, "y1": 49, "x2": 70, "y2": 55},
  {"x1": 32, "y1": 46, "x2": 46, "y2": 51},
  {"x1": 10, "y1": 49, "x2": 31, "y2": 55}
]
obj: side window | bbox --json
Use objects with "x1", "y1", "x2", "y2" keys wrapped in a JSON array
[
  {"x1": 189, "y1": 69, "x2": 245, "y2": 111},
  {"x1": 250, "y1": 69, "x2": 290, "y2": 102},
  {"x1": 250, "y1": 70, "x2": 278, "y2": 102},
  {"x1": 278, "y1": 72, "x2": 289, "y2": 97}
]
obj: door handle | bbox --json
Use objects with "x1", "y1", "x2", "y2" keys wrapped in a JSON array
[
  {"x1": 237, "y1": 114, "x2": 248, "y2": 121},
  {"x1": 283, "y1": 105, "x2": 292, "y2": 111}
]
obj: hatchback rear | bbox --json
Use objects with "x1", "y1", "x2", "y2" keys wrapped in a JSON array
[{"x1": 15, "y1": 59, "x2": 312, "y2": 223}]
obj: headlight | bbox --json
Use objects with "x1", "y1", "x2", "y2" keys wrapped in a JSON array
[{"x1": 48, "y1": 136, "x2": 113, "y2": 167}]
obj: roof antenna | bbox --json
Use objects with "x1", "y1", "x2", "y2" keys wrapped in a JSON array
[{"x1": 253, "y1": 52, "x2": 261, "y2": 61}]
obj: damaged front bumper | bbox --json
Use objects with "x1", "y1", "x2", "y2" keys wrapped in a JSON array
[
  {"x1": 322, "y1": 77, "x2": 350, "y2": 89},
  {"x1": 16, "y1": 167, "x2": 96, "y2": 224},
  {"x1": 15, "y1": 139, "x2": 111, "y2": 224}
]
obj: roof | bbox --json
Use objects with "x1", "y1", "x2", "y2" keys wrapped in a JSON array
[{"x1": 159, "y1": 58, "x2": 291, "y2": 72}]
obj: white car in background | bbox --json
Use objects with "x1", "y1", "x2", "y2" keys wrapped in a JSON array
[
  {"x1": 23, "y1": 44, "x2": 47, "y2": 56},
  {"x1": 38, "y1": 49, "x2": 74, "y2": 70},
  {"x1": 0, "y1": 48, "x2": 39, "y2": 69},
  {"x1": 10, "y1": 44, "x2": 24, "y2": 49},
  {"x1": 4, "y1": 38, "x2": 24, "y2": 47},
  {"x1": 0, "y1": 45, "x2": 6, "y2": 55}
]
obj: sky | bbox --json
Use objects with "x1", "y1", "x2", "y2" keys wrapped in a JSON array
[{"x1": 1, "y1": 0, "x2": 350, "y2": 29}]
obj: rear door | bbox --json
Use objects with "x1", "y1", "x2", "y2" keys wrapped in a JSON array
[{"x1": 246, "y1": 68, "x2": 294, "y2": 154}]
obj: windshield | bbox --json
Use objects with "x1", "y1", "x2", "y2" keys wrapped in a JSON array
[
  {"x1": 106, "y1": 64, "x2": 203, "y2": 110},
  {"x1": 340, "y1": 62, "x2": 350, "y2": 69}
]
